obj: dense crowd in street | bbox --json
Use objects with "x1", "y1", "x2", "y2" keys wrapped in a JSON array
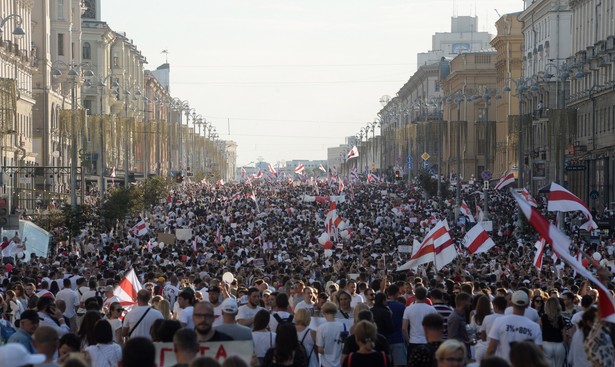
[{"x1": 0, "y1": 175, "x2": 614, "y2": 367}]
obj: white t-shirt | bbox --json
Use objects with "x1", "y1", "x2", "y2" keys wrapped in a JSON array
[
  {"x1": 56, "y1": 288, "x2": 80, "y2": 318},
  {"x1": 295, "y1": 301, "x2": 314, "y2": 312},
  {"x1": 178, "y1": 306, "x2": 195, "y2": 329},
  {"x1": 163, "y1": 284, "x2": 180, "y2": 307},
  {"x1": 252, "y1": 331, "x2": 276, "y2": 358},
  {"x1": 269, "y1": 311, "x2": 294, "y2": 333},
  {"x1": 480, "y1": 313, "x2": 505, "y2": 339},
  {"x1": 504, "y1": 306, "x2": 539, "y2": 322},
  {"x1": 212, "y1": 303, "x2": 224, "y2": 328},
  {"x1": 487, "y1": 314, "x2": 543, "y2": 362},
  {"x1": 237, "y1": 304, "x2": 263, "y2": 328},
  {"x1": 122, "y1": 306, "x2": 163, "y2": 340},
  {"x1": 350, "y1": 293, "x2": 364, "y2": 308},
  {"x1": 85, "y1": 342, "x2": 122, "y2": 367},
  {"x1": 316, "y1": 320, "x2": 346, "y2": 367},
  {"x1": 403, "y1": 302, "x2": 437, "y2": 344}
]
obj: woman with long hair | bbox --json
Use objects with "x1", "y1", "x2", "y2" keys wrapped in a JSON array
[
  {"x1": 262, "y1": 323, "x2": 308, "y2": 367},
  {"x1": 531, "y1": 293, "x2": 545, "y2": 317},
  {"x1": 157, "y1": 299, "x2": 172, "y2": 320},
  {"x1": 539, "y1": 297, "x2": 566, "y2": 367},
  {"x1": 106, "y1": 302, "x2": 123, "y2": 344},
  {"x1": 5, "y1": 290, "x2": 24, "y2": 325},
  {"x1": 335, "y1": 291, "x2": 354, "y2": 327},
  {"x1": 471, "y1": 295, "x2": 492, "y2": 363},
  {"x1": 294, "y1": 308, "x2": 318, "y2": 367},
  {"x1": 509, "y1": 341, "x2": 549, "y2": 367},
  {"x1": 341, "y1": 320, "x2": 389, "y2": 367},
  {"x1": 253, "y1": 309, "x2": 276, "y2": 365},
  {"x1": 84, "y1": 319, "x2": 122, "y2": 367},
  {"x1": 78, "y1": 310, "x2": 102, "y2": 348}
]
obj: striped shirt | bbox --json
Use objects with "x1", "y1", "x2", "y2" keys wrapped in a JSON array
[{"x1": 433, "y1": 303, "x2": 454, "y2": 339}]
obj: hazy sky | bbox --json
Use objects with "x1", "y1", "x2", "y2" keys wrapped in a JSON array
[{"x1": 102, "y1": 0, "x2": 523, "y2": 166}]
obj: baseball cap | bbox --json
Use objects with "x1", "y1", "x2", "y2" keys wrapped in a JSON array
[
  {"x1": 0, "y1": 343, "x2": 46, "y2": 367},
  {"x1": 221, "y1": 298, "x2": 238, "y2": 314},
  {"x1": 19, "y1": 309, "x2": 43, "y2": 323},
  {"x1": 511, "y1": 290, "x2": 529, "y2": 307},
  {"x1": 262, "y1": 289, "x2": 272, "y2": 296}
]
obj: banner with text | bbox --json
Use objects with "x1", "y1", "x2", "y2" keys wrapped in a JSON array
[{"x1": 154, "y1": 341, "x2": 252, "y2": 367}]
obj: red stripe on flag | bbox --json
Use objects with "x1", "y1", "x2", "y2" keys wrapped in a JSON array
[
  {"x1": 467, "y1": 231, "x2": 491, "y2": 254},
  {"x1": 119, "y1": 278, "x2": 138, "y2": 302}
]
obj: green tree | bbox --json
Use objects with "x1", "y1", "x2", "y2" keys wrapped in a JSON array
[
  {"x1": 62, "y1": 204, "x2": 96, "y2": 239},
  {"x1": 101, "y1": 187, "x2": 133, "y2": 230}
]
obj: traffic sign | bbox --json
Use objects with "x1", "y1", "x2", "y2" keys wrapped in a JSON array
[
  {"x1": 590, "y1": 190, "x2": 600, "y2": 200},
  {"x1": 481, "y1": 170, "x2": 492, "y2": 181},
  {"x1": 421, "y1": 152, "x2": 430, "y2": 161}
]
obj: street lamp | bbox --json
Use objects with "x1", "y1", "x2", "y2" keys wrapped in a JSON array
[
  {"x1": 171, "y1": 98, "x2": 189, "y2": 171},
  {"x1": 112, "y1": 83, "x2": 142, "y2": 188},
  {"x1": 0, "y1": 13, "x2": 26, "y2": 39},
  {"x1": 93, "y1": 75, "x2": 119, "y2": 202},
  {"x1": 52, "y1": 61, "x2": 95, "y2": 208},
  {"x1": 504, "y1": 77, "x2": 532, "y2": 189}
]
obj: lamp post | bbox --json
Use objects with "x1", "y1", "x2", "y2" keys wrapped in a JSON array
[
  {"x1": 171, "y1": 98, "x2": 189, "y2": 172},
  {"x1": 94, "y1": 75, "x2": 118, "y2": 202},
  {"x1": 112, "y1": 83, "x2": 142, "y2": 188},
  {"x1": 504, "y1": 77, "x2": 532, "y2": 189},
  {"x1": 451, "y1": 92, "x2": 468, "y2": 221},
  {"x1": 473, "y1": 89, "x2": 501, "y2": 220},
  {"x1": 52, "y1": 61, "x2": 95, "y2": 208}
]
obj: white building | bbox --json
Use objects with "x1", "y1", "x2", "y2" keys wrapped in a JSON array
[{"x1": 417, "y1": 16, "x2": 494, "y2": 67}]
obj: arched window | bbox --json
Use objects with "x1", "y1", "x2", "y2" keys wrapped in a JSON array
[{"x1": 83, "y1": 42, "x2": 91, "y2": 60}]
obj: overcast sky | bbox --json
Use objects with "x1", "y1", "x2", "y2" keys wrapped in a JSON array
[{"x1": 102, "y1": 0, "x2": 524, "y2": 166}]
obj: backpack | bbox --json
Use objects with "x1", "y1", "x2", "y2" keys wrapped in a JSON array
[{"x1": 273, "y1": 313, "x2": 294, "y2": 326}]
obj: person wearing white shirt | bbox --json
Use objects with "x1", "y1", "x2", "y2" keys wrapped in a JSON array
[
  {"x1": 486, "y1": 291, "x2": 543, "y2": 363},
  {"x1": 36, "y1": 296, "x2": 70, "y2": 337},
  {"x1": 121, "y1": 290, "x2": 163, "y2": 340},
  {"x1": 402, "y1": 286, "x2": 437, "y2": 355},
  {"x1": 177, "y1": 291, "x2": 195, "y2": 329},
  {"x1": 55, "y1": 278, "x2": 80, "y2": 333},
  {"x1": 346, "y1": 280, "x2": 364, "y2": 307},
  {"x1": 237, "y1": 287, "x2": 264, "y2": 328},
  {"x1": 295, "y1": 287, "x2": 316, "y2": 313}
]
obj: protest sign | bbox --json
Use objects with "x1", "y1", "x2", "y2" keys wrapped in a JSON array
[
  {"x1": 155, "y1": 341, "x2": 252, "y2": 367},
  {"x1": 175, "y1": 228, "x2": 193, "y2": 241},
  {"x1": 157, "y1": 233, "x2": 176, "y2": 245}
]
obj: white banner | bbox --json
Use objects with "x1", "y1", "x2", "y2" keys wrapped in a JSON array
[
  {"x1": 479, "y1": 220, "x2": 493, "y2": 232},
  {"x1": 154, "y1": 341, "x2": 252, "y2": 367},
  {"x1": 398, "y1": 245, "x2": 413, "y2": 253},
  {"x1": 175, "y1": 228, "x2": 193, "y2": 241}
]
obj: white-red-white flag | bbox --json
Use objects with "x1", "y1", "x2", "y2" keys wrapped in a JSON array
[
  {"x1": 225, "y1": 193, "x2": 241, "y2": 202},
  {"x1": 350, "y1": 167, "x2": 359, "y2": 181},
  {"x1": 534, "y1": 238, "x2": 546, "y2": 269},
  {"x1": 475, "y1": 199, "x2": 484, "y2": 222},
  {"x1": 252, "y1": 169, "x2": 263, "y2": 179},
  {"x1": 463, "y1": 223, "x2": 495, "y2": 254},
  {"x1": 338, "y1": 179, "x2": 345, "y2": 194},
  {"x1": 113, "y1": 268, "x2": 142, "y2": 308},
  {"x1": 512, "y1": 189, "x2": 615, "y2": 323},
  {"x1": 433, "y1": 220, "x2": 456, "y2": 270},
  {"x1": 129, "y1": 220, "x2": 148, "y2": 237},
  {"x1": 217, "y1": 179, "x2": 225, "y2": 186},
  {"x1": 319, "y1": 164, "x2": 327, "y2": 173},
  {"x1": 494, "y1": 171, "x2": 515, "y2": 190},
  {"x1": 460, "y1": 200, "x2": 475, "y2": 223},
  {"x1": 294, "y1": 164, "x2": 305, "y2": 174},
  {"x1": 547, "y1": 182, "x2": 597, "y2": 231},
  {"x1": 268, "y1": 163, "x2": 278, "y2": 177},
  {"x1": 241, "y1": 167, "x2": 246, "y2": 179},
  {"x1": 520, "y1": 188, "x2": 538, "y2": 207},
  {"x1": 110, "y1": 167, "x2": 116, "y2": 178},
  {"x1": 325, "y1": 202, "x2": 342, "y2": 240},
  {"x1": 397, "y1": 238, "x2": 435, "y2": 271},
  {"x1": 346, "y1": 146, "x2": 359, "y2": 160},
  {"x1": 367, "y1": 173, "x2": 380, "y2": 184}
]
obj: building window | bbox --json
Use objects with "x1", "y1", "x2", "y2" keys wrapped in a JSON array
[
  {"x1": 83, "y1": 100, "x2": 92, "y2": 114},
  {"x1": 58, "y1": 34, "x2": 64, "y2": 56},
  {"x1": 435, "y1": 80, "x2": 440, "y2": 92},
  {"x1": 57, "y1": 0, "x2": 64, "y2": 20},
  {"x1": 83, "y1": 42, "x2": 91, "y2": 59}
]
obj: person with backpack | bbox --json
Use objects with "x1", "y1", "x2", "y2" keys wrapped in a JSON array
[
  {"x1": 295, "y1": 308, "x2": 318, "y2": 367},
  {"x1": 269, "y1": 293, "x2": 294, "y2": 332},
  {"x1": 341, "y1": 320, "x2": 390, "y2": 367},
  {"x1": 316, "y1": 302, "x2": 347, "y2": 367}
]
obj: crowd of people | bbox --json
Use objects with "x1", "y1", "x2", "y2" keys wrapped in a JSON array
[{"x1": 0, "y1": 174, "x2": 614, "y2": 367}]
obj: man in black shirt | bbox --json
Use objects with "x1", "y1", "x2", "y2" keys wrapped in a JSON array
[{"x1": 408, "y1": 313, "x2": 444, "y2": 367}]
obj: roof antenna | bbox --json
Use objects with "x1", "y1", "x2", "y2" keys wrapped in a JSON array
[{"x1": 161, "y1": 49, "x2": 169, "y2": 64}]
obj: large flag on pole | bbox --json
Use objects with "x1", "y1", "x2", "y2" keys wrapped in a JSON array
[
  {"x1": 113, "y1": 268, "x2": 142, "y2": 308},
  {"x1": 346, "y1": 146, "x2": 359, "y2": 160},
  {"x1": 433, "y1": 219, "x2": 456, "y2": 270},
  {"x1": 397, "y1": 239, "x2": 435, "y2": 271},
  {"x1": 294, "y1": 164, "x2": 305, "y2": 174},
  {"x1": 319, "y1": 164, "x2": 327, "y2": 173},
  {"x1": 463, "y1": 223, "x2": 495, "y2": 254},
  {"x1": 534, "y1": 238, "x2": 546, "y2": 269},
  {"x1": 494, "y1": 171, "x2": 515, "y2": 190},
  {"x1": 547, "y1": 182, "x2": 597, "y2": 231},
  {"x1": 512, "y1": 189, "x2": 615, "y2": 323},
  {"x1": 460, "y1": 200, "x2": 475, "y2": 223},
  {"x1": 268, "y1": 163, "x2": 278, "y2": 177},
  {"x1": 129, "y1": 220, "x2": 148, "y2": 237},
  {"x1": 520, "y1": 188, "x2": 538, "y2": 207}
]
